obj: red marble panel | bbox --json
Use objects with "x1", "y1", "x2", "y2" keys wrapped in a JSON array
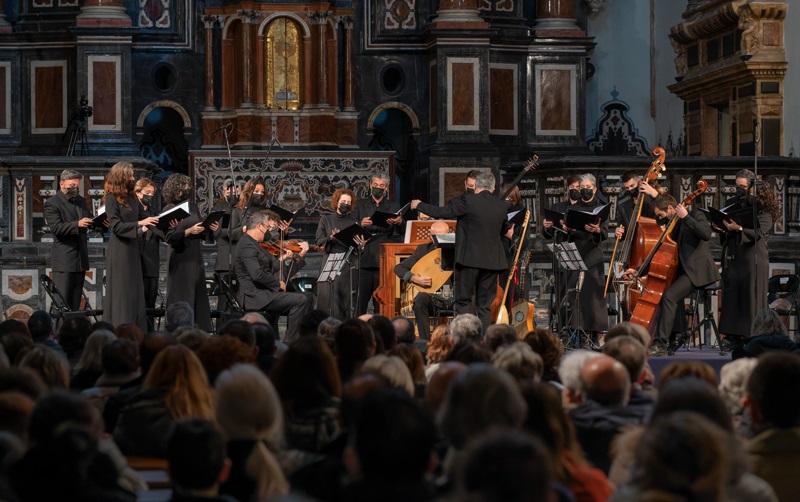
[
  {"x1": 235, "y1": 116, "x2": 253, "y2": 144},
  {"x1": 309, "y1": 115, "x2": 336, "y2": 144},
  {"x1": 490, "y1": 67, "x2": 514, "y2": 131},
  {"x1": 92, "y1": 61, "x2": 117, "y2": 127},
  {"x1": 276, "y1": 116, "x2": 294, "y2": 144},
  {"x1": 540, "y1": 69, "x2": 571, "y2": 131},
  {"x1": 337, "y1": 117, "x2": 357, "y2": 145},
  {"x1": 0, "y1": 66, "x2": 6, "y2": 130},
  {"x1": 451, "y1": 62, "x2": 475, "y2": 127},
  {"x1": 35, "y1": 66, "x2": 63, "y2": 129},
  {"x1": 430, "y1": 63, "x2": 438, "y2": 131},
  {"x1": 297, "y1": 117, "x2": 310, "y2": 143}
]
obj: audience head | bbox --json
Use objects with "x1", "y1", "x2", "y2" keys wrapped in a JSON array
[
  {"x1": 602, "y1": 335, "x2": 646, "y2": 384},
  {"x1": 252, "y1": 322, "x2": 278, "y2": 357},
  {"x1": 57, "y1": 316, "x2": 93, "y2": 358},
  {"x1": 718, "y1": 358, "x2": 758, "y2": 416},
  {"x1": 175, "y1": 328, "x2": 209, "y2": 351},
  {"x1": 334, "y1": 319, "x2": 375, "y2": 381},
  {"x1": 139, "y1": 331, "x2": 177, "y2": 376},
  {"x1": 484, "y1": 324, "x2": 518, "y2": 352},
  {"x1": 491, "y1": 342, "x2": 544, "y2": 383},
  {"x1": 196, "y1": 335, "x2": 255, "y2": 384},
  {"x1": 0, "y1": 391, "x2": 35, "y2": 442},
  {"x1": 370, "y1": 315, "x2": 398, "y2": 352},
  {"x1": 115, "y1": 322, "x2": 144, "y2": 345},
  {"x1": 73, "y1": 329, "x2": 116, "y2": 374},
  {"x1": 28, "y1": 390, "x2": 103, "y2": 445},
  {"x1": 427, "y1": 324, "x2": 454, "y2": 363},
  {"x1": 18, "y1": 345, "x2": 70, "y2": 390},
  {"x1": 360, "y1": 355, "x2": 415, "y2": 395},
  {"x1": 90, "y1": 320, "x2": 115, "y2": 333},
  {"x1": 391, "y1": 316, "x2": 415, "y2": 345},
  {"x1": 165, "y1": 301, "x2": 195, "y2": 333},
  {"x1": 26, "y1": 311, "x2": 54, "y2": 341},
  {"x1": 580, "y1": 355, "x2": 630, "y2": 406},
  {"x1": 658, "y1": 360, "x2": 718, "y2": 390},
  {"x1": 0, "y1": 345, "x2": 9, "y2": 370},
  {"x1": 651, "y1": 377, "x2": 733, "y2": 432},
  {"x1": 0, "y1": 367, "x2": 47, "y2": 400},
  {"x1": 605, "y1": 321, "x2": 651, "y2": 352},
  {"x1": 0, "y1": 320, "x2": 30, "y2": 339},
  {"x1": 241, "y1": 312, "x2": 269, "y2": 325},
  {"x1": 317, "y1": 317, "x2": 341, "y2": 349},
  {"x1": 425, "y1": 361, "x2": 467, "y2": 414},
  {"x1": 346, "y1": 388, "x2": 437, "y2": 483},
  {"x1": 388, "y1": 343, "x2": 425, "y2": 385},
  {"x1": 342, "y1": 371, "x2": 391, "y2": 427},
  {"x1": 557, "y1": 350, "x2": 603, "y2": 405},
  {"x1": 144, "y1": 344, "x2": 214, "y2": 420},
  {"x1": 0, "y1": 333, "x2": 34, "y2": 366},
  {"x1": 523, "y1": 329, "x2": 564, "y2": 376},
  {"x1": 449, "y1": 314, "x2": 483, "y2": 344},
  {"x1": 445, "y1": 341, "x2": 493, "y2": 365},
  {"x1": 298, "y1": 309, "x2": 329, "y2": 338},
  {"x1": 751, "y1": 307, "x2": 788, "y2": 337},
  {"x1": 101, "y1": 338, "x2": 139, "y2": 377},
  {"x1": 454, "y1": 431, "x2": 553, "y2": 502},
  {"x1": 167, "y1": 418, "x2": 230, "y2": 494},
  {"x1": 270, "y1": 336, "x2": 342, "y2": 415},
  {"x1": 219, "y1": 319, "x2": 256, "y2": 348},
  {"x1": 746, "y1": 352, "x2": 800, "y2": 429},
  {"x1": 438, "y1": 364, "x2": 527, "y2": 449}
]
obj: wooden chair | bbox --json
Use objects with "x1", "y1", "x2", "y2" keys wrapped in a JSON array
[{"x1": 39, "y1": 274, "x2": 101, "y2": 327}]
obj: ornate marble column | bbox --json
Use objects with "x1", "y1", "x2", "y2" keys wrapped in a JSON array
[
  {"x1": 310, "y1": 11, "x2": 331, "y2": 106},
  {"x1": 203, "y1": 16, "x2": 218, "y2": 111},
  {"x1": 534, "y1": 0, "x2": 583, "y2": 35},
  {"x1": 76, "y1": 0, "x2": 132, "y2": 26},
  {"x1": 239, "y1": 10, "x2": 260, "y2": 108},
  {"x1": 342, "y1": 16, "x2": 355, "y2": 110},
  {"x1": 431, "y1": 0, "x2": 488, "y2": 29}
]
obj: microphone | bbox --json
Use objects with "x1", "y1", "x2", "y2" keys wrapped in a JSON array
[
  {"x1": 211, "y1": 123, "x2": 232, "y2": 134},
  {"x1": 271, "y1": 131, "x2": 283, "y2": 148},
  {"x1": 577, "y1": 271, "x2": 585, "y2": 292}
]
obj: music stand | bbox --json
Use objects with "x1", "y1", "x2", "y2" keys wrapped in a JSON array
[
  {"x1": 548, "y1": 242, "x2": 593, "y2": 350},
  {"x1": 318, "y1": 249, "x2": 354, "y2": 317}
]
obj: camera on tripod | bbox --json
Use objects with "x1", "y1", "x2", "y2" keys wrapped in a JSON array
[
  {"x1": 63, "y1": 95, "x2": 93, "y2": 156},
  {"x1": 75, "y1": 95, "x2": 93, "y2": 122}
]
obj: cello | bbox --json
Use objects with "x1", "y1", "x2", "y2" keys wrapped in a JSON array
[{"x1": 628, "y1": 180, "x2": 708, "y2": 335}]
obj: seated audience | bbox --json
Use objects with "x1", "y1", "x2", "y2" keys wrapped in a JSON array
[
  {"x1": 58, "y1": 315, "x2": 93, "y2": 366},
  {"x1": 71, "y1": 329, "x2": 116, "y2": 390},
  {"x1": 738, "y1": 308, "x2": 798, "y2": 359},
  {"x1": 392, "y1": 316, "x2": 416, "y2": 345},
  {"x1": 317, "y1": 316, "x2": 341, "y2": 351},
  {"x1": 165, "y1": 301, "x2": 195, "y2": 333},
  {"x1": 483, "y1": 324, "x2": 518, "y2": 353},
  {"x1": 18, "y1": 345, "x2": 70, "y2": 390},
  {"x1": 491, "y1": 342, "x2": 544, "y2": 383},
  {"x1": 719, "y1": 358, "x2": 759, "y2": 438},
  {"x1": 0, "y1": 333, "x2": 33, "y2": 367},
  {"x1": 26, "y1": 310, "x2": 66, "y2": 358},
  {"x1": 388, "y1": 343, "x2": 426, "y2": 395},
  {"x1": 252, "y1": 322, "x2": 280, "y2": 375},
  {"x1": 523, "y1": 328, "x2": 565, "y2": 383},
  {"x1": 557, "y1": 350, "x2": 602, "y2": 407},
  {"x1": 82, "y1": 339, "x2": 141, "y2": 414},
  {"x1": 425, "y1": 361, "x2": 467, "y2": 416},
  {"x1": 360, "y1": 355, "x2": 415, "y2": 396},
  {"x1": 195, "y1": 335, "x2": 256, "y2": 387},
  {"x1": 602, "y1": 335, "x2": 654, "y2": 422},
  {"x1": 658, "y1": 360, "x2": 718, "y2": 390},
  {"x1": 333, "y1": 319, "x2": 376, "y2": 383},
  {"x1": 368, "y1": 315, "x2": 396, "y2": 354},
  {"x1": 448, "y1": 314, "x2": 482, "y2": 344},
  {"x1": 425, "y1": 324, "x2": 454, "y2": 381},
  {"x1": 115, "y1": 322, "x2": 145, "y2": 346}
]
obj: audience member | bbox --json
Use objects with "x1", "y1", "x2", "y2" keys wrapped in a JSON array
[
  {"x1": 165, "y1": 301, "x2": 195, "y2": 333},
  {"x1": 425, "y1": 361, "x2": 467, "y2": 416},
  {"x1": 360, "y1": 355, "x2": 415, "y2": 396},
  {"x1": 0, "y1": 391, "x2": 34, "y2": 442},
  {"x1": 344, "y1": 388, "x2": 437, "y2": 502},
  {"x1": 719, "y1": 357, "x2": 758, "y2": 438},
  {"x1": 0, "y1": 320, "x2": 29, "y2": 339},
  {"x1": 26, "y1": 310, "x2": 66, "y2": 358},
  {"x1": 57, "y1": 315, "x2": 93, "y2": 365},
  {"x1": 658, "y1": 360, "x2": 718, "y2": 390},
  {"x1": 70, "y1": 329, "x2": 116, "y2": 390},
  {"x1": 0, "y1": 346, "x2": 10, "y2": 370},
  {"x1": 317, "y1": 316, "x2": 341, "y2": 350},
  {"x1": 745, "y1": 352, "x2": 800, "y2": 501},
  {"x1": 738, "y1": 308, "x2": 798, "y2": 359},
  {"x1": 115, "y1": 322, "x2": 145, "y2": 346},
  {"x1": 444, "y1": 341, "x2": 492, "y2": 365},
  {"x1": 167, "y1": 418, "x2": 236, "y2": 502},
  {"x1": 0, "y1": 333, "x2": 33, "y2": 366},
  {"x1": 391, "y1": 316, "x2": 416, "y2": 345},
  {"x1": 483, "y1": 324, "x2": 518, "y2": 352},
  {"x1": 215, "y1": 364, "x2": 289, "y2": 500},
  {"x1": 388, "y1": 343, "x2": 426, "y2": 393},
  {"x1": 113, "y1": 345, "x2": 214, "y2": 458},
  {"x1": 369, "y1": 315, "x2": 397, "y2": 353},
  {"x1": 491, "y1": 342, "x2": 544, "y2": 383},
  {"x1": 299, "y1": 309, "x2": 330, "y2": 339},
  {"x1": 602, "y1": 335, "x2": 654, "y2": 422},
  {"x1": 425, "y1": 324, "x2": 454, "y2": 380},
  {"x1": 523, "y1": 328, "x2": 564, "y2": 382},
  {"x1": 448, "y1": 314, "x2": 482, "y2": 344},
  {"x1": 270, "y1": 336, "x2": 342, "y2": 453},
  {"x1": 252, "y1": 322, "x2": 279, "y2": 374},
  {"x1": 558, "y1": 350, "x2": 603, "y2": 406},
  {"x1": 0, "y1": 367, "x2": 46, "y2": 400},
  {"x1": 175, "y1": 327, "x2": 209, "y2": 351},
  {"x1": 333, "y1": 319, "x2": 375, "y2": 383},
  {"x1": 196, "y1": 335, "x2": 256, "y2": 384},
  {"x1": 82, "y1": 339, "x2": 141, "y2": 414},
  {"x1": 18, "y1": 345, "x2": 70, "y2": 390}
]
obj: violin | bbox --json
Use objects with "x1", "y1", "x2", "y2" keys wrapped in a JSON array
[{"x1": 259, "y1": 239, "x2": 322, "y2": 261}]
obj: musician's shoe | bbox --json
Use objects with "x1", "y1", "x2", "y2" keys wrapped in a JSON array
[{"x1": 649, "y1": 343, "x2": 668, "y2": 357}]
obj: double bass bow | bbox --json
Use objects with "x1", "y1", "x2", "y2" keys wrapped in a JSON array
[{"x1": 627, "y1": 180, "x2": 709, "y2": 334}]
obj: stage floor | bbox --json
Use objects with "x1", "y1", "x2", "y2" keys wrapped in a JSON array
[{"x1": 647, "y1": 344, "x2": 731, "y2": 384}]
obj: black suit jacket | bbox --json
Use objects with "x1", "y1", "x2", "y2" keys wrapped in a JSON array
[
  {"x1": 234, "y1": 234, "x2": 282, "y2": 310},
  {"x1": 44, "y1": 191, "x2": 90, "y2": 272},
  {"x1": 417, "y1": 191, "x2": 510, "y2": 271},
  {"x1": 671, "y1": 207, "x2": 720, "y2": 287},
  {"x1": 353, "y1": 197, "x2": 401, "y2": 268}
]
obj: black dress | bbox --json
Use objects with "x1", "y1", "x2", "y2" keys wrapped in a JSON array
[
  {"x1": 138, "y1": 203, "x2": 162, "y2": 311},
  {"x1": 315, "y1": 211, "x2": 357, "y2": 319},
  {"x1": 164, "y1": 202, "x2": 213, "y2": 332},
  {"x1": 353, "y1": 197, "x2": 401, "y2": 315},
  {"x1": 104, "y1": 195, "x2": 147, "y2": 331},
  {"x1": 719, "y1": 200, "x2": 772, "y2": 338}
]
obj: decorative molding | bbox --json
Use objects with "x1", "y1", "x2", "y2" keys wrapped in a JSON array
[
  {"x1": 586, "y1": 88, "x2": 649, "y2": 156},
  {"x1": 584, "y1": 0, "x2": 609, "y2": 15},
  {"x1": 366, "y1": 102, "x2": 421, "y2": 135}
]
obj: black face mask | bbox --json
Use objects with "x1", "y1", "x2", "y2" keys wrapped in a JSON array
[
  {"x1": 250, "y1": 194, "x2": 265, "y2": 207},
  {"x1": 179, "y1": 189, "x2": 191, "y2": 202},
  {"x1": 568, "y1": 188, "x2": 581, "y2": 201},
  {"x1": 736, "y1": 187, "x2": 748, "y2": 198},
  {"x1": 580, "y1": 188, "x2": 594, "y2": 201},
  {"x1": 656, "y1": 216, "x2": 670, "y2": 227},
  {"x1": 126, "y1": 180, "x2": 136, "y2": 191},
  {"x1": 65, "y1": 187, "x2": 79, "y2": 200},
  {"x1": 338, "y1": 203, "x2": 351, "y2": 214},
  {"x1": 140, "y1": 195, "x2": 153, "y2": 207},
  {"x1": 371, "y1": 187, "x2": 386, "y2": 199},
  {"x1": 466, "y1": 187, "x2": 475, "y2": 195},
  {"x1": 626, "y1": 188, "x2": 638, "y2": 198},
  {"x1": 506, "y1": 200, "x2": 515, "y2": 209}
]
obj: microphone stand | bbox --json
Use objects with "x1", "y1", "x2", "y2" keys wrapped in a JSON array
[
  {"x1": 239, "y1": 132, "x2": 282, "y2": 244},
  {"x1": 220, "y1": 125, "x2": 237, "y2": 281}
]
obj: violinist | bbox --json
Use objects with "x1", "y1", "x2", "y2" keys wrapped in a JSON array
[
  {"x1": 715, "y1": 170, "x2": 781, "y2": 354},
  {"x1": 227, "y1": 178, "x2": 268, "y2": 267},
  {"x1": 615, "y1": 170, "x2": 659, "y2": 240},
  {"x1": 623, "y1": 194, "x2": 719, "y2": 356},
  {"x1": 315, "y1": 188, "x2": 357, "y2": 319},
  {"x1": 235, "y1": 210, "x2": 312, "y2": 343}
]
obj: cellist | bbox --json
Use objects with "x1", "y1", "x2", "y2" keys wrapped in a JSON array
[
  {"x1": 623, "y1": 193, "x2": 719, "y2": 356},
  {"x1": 615, "y1": 170, "x2": 659, "y2": 240}
]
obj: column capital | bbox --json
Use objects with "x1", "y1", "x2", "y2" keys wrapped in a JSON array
[
  {"x1": 202, "y1": 15, "x2": 220, "y2": 30},
  {"x1": 309, "y1": 10, "x2": 333, "y2": 25},
  {"x1": 237, "y1": 9, "x2": 261, "y2": 24},
  {"x1": 338, "y1": 15, "x2": 355, "y2": 29}
]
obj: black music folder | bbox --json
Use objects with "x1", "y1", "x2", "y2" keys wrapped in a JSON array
[
  {"x1": 92, "y1": 206, "x2": 108, "y2": 230},
  {"x1": 269, "y1": 204, "x2": 298, "y2": 222},
  {"x1": 370, "y1": 202, "x2": 411, "y2": 228},
  {"x1": 201, "y1": 210, "x2": 227, "y2": 231},
  {"x1": 155, "y1": 201, "x2": 191, "y2": 232},
  {"x1": 333, "y1": 224, "x2": 373, "y2": 248},
  {"x1": 564, "y1": 203, "x2": 611, "y2": 229},
  {"x1": 507, "y1": 209, "x2": 527, "y2": 228},
  {"x1": 543, "y1": 207, "x2": 565, "y2": 224},
  {"x1": 700, "y1": 206, "x2": 756, "y2": 229}
]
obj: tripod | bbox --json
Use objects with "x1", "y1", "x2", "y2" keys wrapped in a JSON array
[{"x1": 65, "y1": 116, "x2": 88, "y2": 156}]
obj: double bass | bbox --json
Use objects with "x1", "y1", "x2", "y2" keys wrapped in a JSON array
[{"x1": 628, "y1": 180, "x2": 709, "y2": 334}]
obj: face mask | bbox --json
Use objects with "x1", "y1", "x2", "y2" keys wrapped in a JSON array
[
  {"x1": 250, "y1": 194, "x2": 264, "y2": 207},
  {"x1": 568, "y1": 188, "x2": 581, "y2": 201},
  {"x1": 580, "y1": 188, "x2": 594, "y2": 201},
  {"x1": 140, "y1": 194, "x2": 153, "y2": 206},
  {"x1": 180, "y1": 189, "x2": 191, "y2": 202},
  {"x1": 656, "y1": 215, "x2": 670, "y2": 226},
  {"x1": 339, "y1": 203, "x2": 351, "y2": 214},
  {"x1": 65, "y1": 187, "x2": 79, "y2": 200},
  {"x1": 736, "y1": 187, "x2": 748, "y2": 198},
  {"x1": 371, "y1": 187, "x2": 385, "y2": 199},
  {"x1": 126, "y1": 180, "x2": 136, "y2": 191},
  {"x1": 466, "y1": 187, "x2": 475, "y2": 195},
  {"x1": 506, "y1": 200, "x2": 515, "y2": 209},
  {"x1": 626, "y1": 188, "x2": 638, "y2": 198}
]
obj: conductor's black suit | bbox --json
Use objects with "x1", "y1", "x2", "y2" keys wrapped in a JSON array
[{"x1": 44, "y1": 190, "x2": 90, "y2": 310}]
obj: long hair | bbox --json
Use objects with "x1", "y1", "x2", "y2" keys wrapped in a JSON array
[
  {"x1": 269, "y1": 336, "x2": 341, "y2": 416},
  {"x1": 755, "y1": 180, "x2": 781, "y2": 222},
  {"x1": 427, "y1": 324, "x2": 453, "y2": 363},
  {"x1": 237, "y1": 178, "x2": 264, "y2": 211},
  {"x1": 103, "y1": 161, "x2": 134, "y2": 207},
  {"x1": 162, "y1": 173, "x2": 190, "y2": 205},
  {"x1": 73, "y1": 330, "x2": 116, "y2": 375},
  {"x1": 144, "y1": 345, "x2": 214, "y2": 420}
]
